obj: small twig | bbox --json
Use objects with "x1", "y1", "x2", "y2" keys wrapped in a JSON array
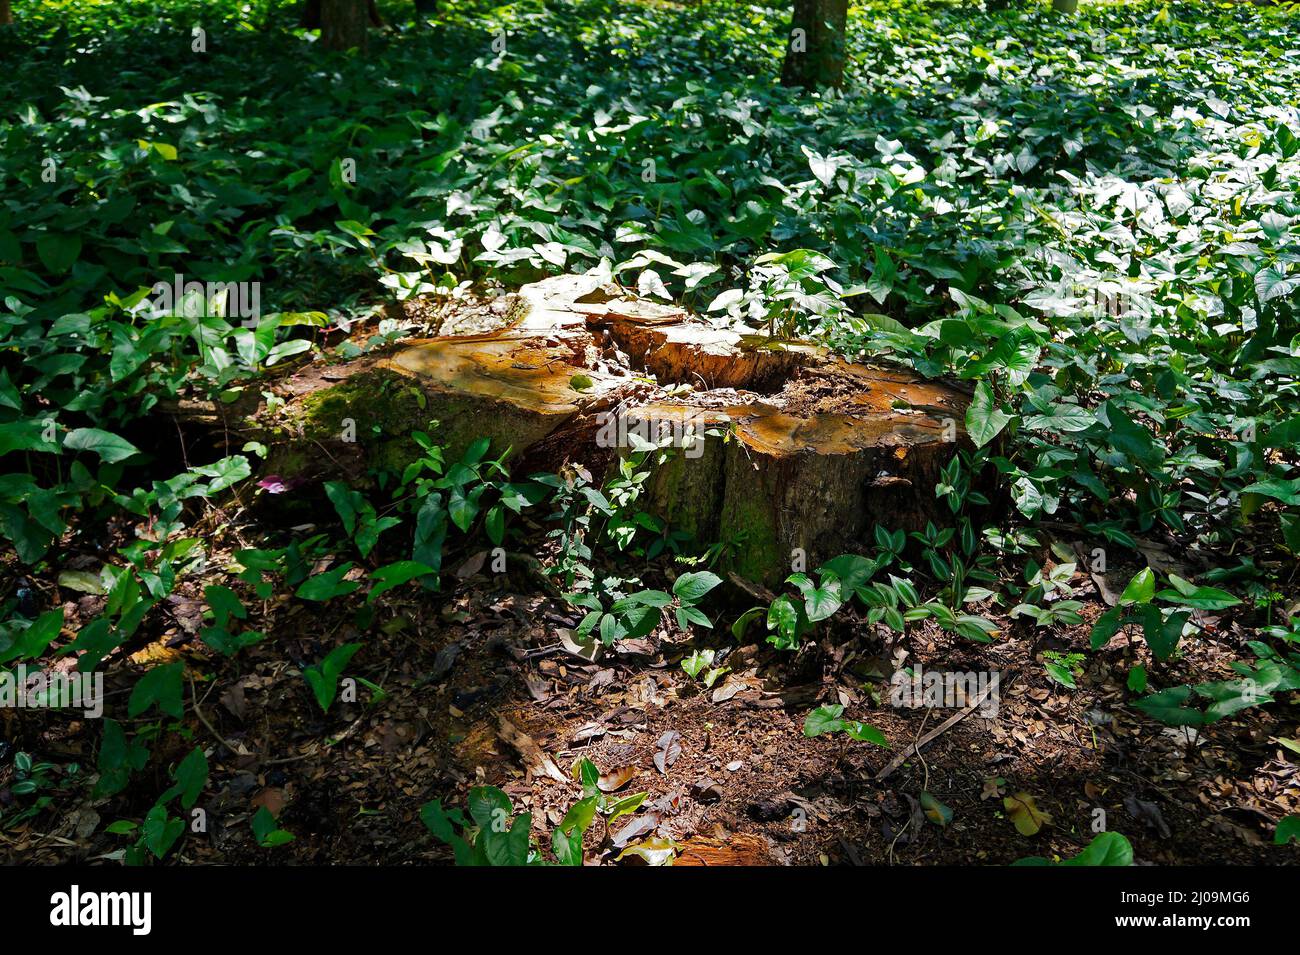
[
  {"x1": 27, "y1": 831, "x2": 81, "y2": 848},
  {"x1": 886, "y1": 811, "x2": 912, "y2": 865},
  {"x1": 260, "y1": 749, "x2": 319, "y2": 767},
  {"x1": 189, "y1": 673, "x2": 242, "y2": 757},
  {"x1": 915, "y1": 708, "x2": 932, "y2": 793},
  {"x1": 876, "y1": 677, "x2": 1002, "y2": 782},
  {"x1": 260, "y1": 714, "x2": 366, "y2": 766}
]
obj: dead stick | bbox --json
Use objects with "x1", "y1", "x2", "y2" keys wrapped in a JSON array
[
  {"x1": 189, "y1": 674, "x2": 243, "y2": 757},
  {"x1": 875, "y1": 676, "x2": 1005, "y2": 782}
]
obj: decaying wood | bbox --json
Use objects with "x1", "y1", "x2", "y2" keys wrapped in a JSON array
[
  {"x1": 254, "y1": 273, "x2": 971, "y2": 584},
  {"x1": 673, "y1": 832, "x2": 777, "y2": 866}
]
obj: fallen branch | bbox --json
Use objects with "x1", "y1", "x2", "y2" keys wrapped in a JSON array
[
  {"x1": 875, "y1": 674, "x2": 1011, "y2": 782},
  {"x1": 189, "y1": 673, "x2": 243, "y2": 757}
]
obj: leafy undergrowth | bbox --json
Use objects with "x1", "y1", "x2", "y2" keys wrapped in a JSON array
[{"x1": 1, "y1": 0, "x2": 1299, "y2": 864}]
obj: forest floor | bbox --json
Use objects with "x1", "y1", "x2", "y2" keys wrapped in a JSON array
[{"x1": 5, "y1": 542, "x2": 1295, "y2": 866}]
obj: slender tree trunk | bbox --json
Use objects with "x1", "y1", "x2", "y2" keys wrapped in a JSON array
[
  {"x1": 302, "y1": 0, "x2": 383, "y2": 29},
  {"x1": 781, "y1": 0, "x2": 849, "y2": 90},
  {"x1": 320, "y1": 0, "x2": 371, "y2": 50},
  {"x1": 0, "y1": 0, "x2": 13, "y2": 27}
]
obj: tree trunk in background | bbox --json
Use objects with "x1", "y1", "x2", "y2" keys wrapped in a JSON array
[
  {"x1": 320, "y1": 0, "x2": 370, "y2": 50},
  {"x1": 302, "y1": 0, "x2": 383, "y2": 29},
  {"x1": 781, "y1": 0, "x2": 849, "y2": 90},
  {"x1": 0, "y1": 0, "x2": 13, "y2": 26}
]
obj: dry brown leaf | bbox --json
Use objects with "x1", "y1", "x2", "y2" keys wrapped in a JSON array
[
  {"x1": 598, "y1": 764, "x2": 639, "y2": 792},
  {"x1": 711, "y1": 678, "x2": 743, "y2": 703},
  {"x1": 455, "y1": 550, "x2": 488, "y2": 578},
  {"x1": 497, "y1": 715, "x2": 568, "y2": 784},
  {"x1": 251, "y1": 787, "x2": 287, "y2": 817},
  {"x1": 654, "y1": 730, "x2": 682, "y2": 774}
]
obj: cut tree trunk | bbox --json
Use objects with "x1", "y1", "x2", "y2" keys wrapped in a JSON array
[
  {"x1": 781, "y1": 0, "x2": 849, "y2": 90},
  {"x1": 244, "y1": 275, "x2": 971, "y2": 585}
]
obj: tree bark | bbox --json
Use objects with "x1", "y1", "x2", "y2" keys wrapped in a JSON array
[
  {"x1": 302, "y1": 0, "x2": 383, "y2": 29},
  {"x1": 0, "y1": 0, "x2": 13, "y2": 26},
  {"x1": 318, "y1": 0, "x2": 374, "y2": 49},
  {"x1": 244, "y1": 275, "x2": 971, "y2": 586},
  {"x1": 781, "y1": 0, "x2": 849, "y2": 90}
]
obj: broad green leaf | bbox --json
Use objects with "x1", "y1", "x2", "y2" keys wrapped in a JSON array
[
  {"x1": 127, "y1": 661, "x2": 184, "y2": 719},
  {"x1": 367, "y1": 561, "x2": 437, "y2": 603},
  {"x1": 302, "y1": 642, "x2": 361, "y2": 712},
  {"x1": 965, "y1": 381, "x2": 1011, "y2": 448},
  {"x1": 1090, "y1": 606, "x2": 1123, "y2": 649},
  {"x1": 1118, "y1": 568, "x2": 1155, "y2": 605},
  {"x1": 36, "y1": 234, "x2": 81, "y2": 274},
  {"x1": 1014, "y1": 832, "x2": 1133, "y2": 866},
  {"x1": 295, "y1": 564, "x2": 360, "y2": 601},
  {"x1": 672, "y1": 571, "x2": 721, "y2": 603},
  {"x1": 1132, "y1": 685, "x2": 1205, "y2": 727},
  {"x1": 803, "y1": 704, "x2": 846, "y2": 737},
  {"x1": 1241, "y1": 479, "x2": 1300, "y2": 505},
  {"x1": 1156, "y1": 574, "x2": 1241, "y2": 610},
  {"x1": 64, "y1": 428, "x2": 140, "y2": 463}
]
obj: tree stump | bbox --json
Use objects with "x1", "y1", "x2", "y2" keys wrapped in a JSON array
[{"x1": 260, "y1": 274, "x2": 971, "y2": 585}]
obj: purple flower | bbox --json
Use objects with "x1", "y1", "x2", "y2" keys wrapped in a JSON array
[{"x1": 257, "y1": 475, "x2": 304, "y2": 494}]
